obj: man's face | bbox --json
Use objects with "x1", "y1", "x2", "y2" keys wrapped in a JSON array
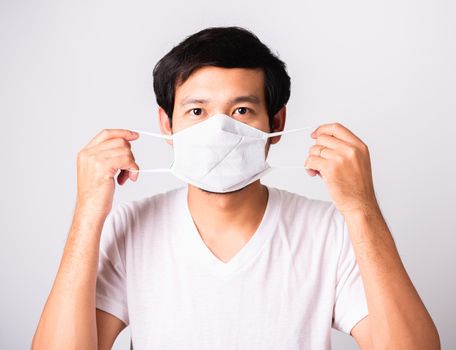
[
  {"x1": 171, "y1": 66, "x2": 271, "y2": 134},
  {"x1": 157, "y1": 65, "x2": 285, "y2": 194}
]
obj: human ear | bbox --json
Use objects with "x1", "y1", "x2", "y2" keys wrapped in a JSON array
[
  {"x1": 269, "y1": 105, "x2": 286, "y2": 145},
  {"x1": 158, "y1": 107, "x2": 173, "y2": 145}
]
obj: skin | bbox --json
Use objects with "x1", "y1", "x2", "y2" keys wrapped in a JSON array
[{"x1": 32, "y1": 66, "x2": 440, "y2": 349}]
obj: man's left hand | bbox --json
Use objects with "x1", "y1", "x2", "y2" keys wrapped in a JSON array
[{"x1": 305, "y1": 122, "x2": 379, "y2": 216}]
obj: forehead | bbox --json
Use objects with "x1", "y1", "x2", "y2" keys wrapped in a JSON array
[{"x1": 175, "y1": 66, "x2": 265, "y2": 103}]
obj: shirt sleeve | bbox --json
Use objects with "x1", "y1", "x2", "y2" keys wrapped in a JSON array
[
  {"x1": 331, "y1": 207, "x2": 369, "y2": 334},
  {"x1": 95, "y1": 204, "x2": 129, "y2": 326}
]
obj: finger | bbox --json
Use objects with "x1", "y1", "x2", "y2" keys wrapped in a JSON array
[
  {"x1": 90, "y1": 137, "x2": 133, "y2": 153},
  {"x1": 314, "y1": 134, "x2": 351, "y2": 150},
  {"x1": 308, "y1": 144, "x2": 338, "y2": 159},
  {"x1": 117, "y1": 166, "x2": 140, "y2": 185},
  {"x1": 306, "y1": 168, "x2": 320, "y2": 177},
  {"x1": 104, "y1": 154, "x2": 139, "y2": 184},
  {"x1": 311, "y1": 123, "x2": 363, "y2": 145},
  {"x1": 117, "y1": 169, "x2": 130, "y2": 185},
  {"x1": 128, "y1": 165, "x2": 139, "y2": 182},
  {"x1": 315, "y1": 134, "x2": 363, "y2": 160},
  {"x1": 99, "y1": 148, "x2": 140, "y2": 183},
  {"x1": 105, "y1": 152, "x2": 137, "y2": 167},
  {"x1": 96, "y1": 147, "x2": 134, "y2": 160},
  {"x1": 304, "y1": 155, "x2": 326, "y2": 172},
  {"x1": 86, "y1": 129, "x2": 139, "y2": 148}
]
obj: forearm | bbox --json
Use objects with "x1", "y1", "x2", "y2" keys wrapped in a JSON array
[
  {"x1": 344, "y1": 204, "x2": 440, "y2": 349},
  {"x1": 32, "y1": 203, "x2": 107, "y2": 350}
]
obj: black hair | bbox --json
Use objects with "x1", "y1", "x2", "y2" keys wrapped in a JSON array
[{"x1": 152, "y1": 26, "x2": 291, "y2": 128}]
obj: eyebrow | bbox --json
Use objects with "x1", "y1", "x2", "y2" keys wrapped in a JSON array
[{"x1": 180, "y1": 95, "x2": 261, "y2": 106}]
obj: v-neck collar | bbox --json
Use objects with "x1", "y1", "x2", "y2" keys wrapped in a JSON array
[{"x1": 176, "y1": 185, "x2": 281, "y2": 278}]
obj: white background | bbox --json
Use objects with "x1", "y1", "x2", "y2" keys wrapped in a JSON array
[{"x1": 1, "y1": 0, "x2": 455, "y2": 348}]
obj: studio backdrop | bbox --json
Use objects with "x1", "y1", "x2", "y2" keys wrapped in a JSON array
[{"x1": 1, "y1": 0, "x2": 455, "y2": 349}]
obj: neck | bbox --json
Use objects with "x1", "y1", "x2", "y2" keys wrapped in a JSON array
[{"x1": 187, "y1": 181, "x2": 269, "y2": 239}]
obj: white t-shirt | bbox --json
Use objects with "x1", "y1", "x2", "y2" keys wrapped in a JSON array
[{"x1": 96, "y1": 185, "x2": 368, "y2": 349}]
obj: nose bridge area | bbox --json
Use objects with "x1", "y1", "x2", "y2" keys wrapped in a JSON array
[{"x1": 207, "y1": 98, "x2": 235, "y2": 117}]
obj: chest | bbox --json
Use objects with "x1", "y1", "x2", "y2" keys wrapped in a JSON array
[
  {"x1": 200, "y1": 233, "x2": 253, "y2": 263},
  {"x1": 126, "y1": 246, "x2": 336, "y2": 349}
]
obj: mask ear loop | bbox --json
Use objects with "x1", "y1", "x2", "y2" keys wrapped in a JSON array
[
  {"x1": 129, "y1": 124, "x2": 326, "y2": 173},
  {"x1": 266, "y1": 125, "x2": 321, "y2": 170},
  {"x1": 127, "y1": 129, "x2": 174, "y2": 173},
  {"x1": 129, "y1": 168, "x2": 171, "y2": 173},
  {"x1": 267, "y1": 125, "x2": 318, "y2": 138},
  {"x1": 129, "y1": 129, "x2": 173, "y2": 140}
]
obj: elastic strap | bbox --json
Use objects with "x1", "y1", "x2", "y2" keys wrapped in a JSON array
[
  {"x1": 131, "y1": 125, "x2": 320, "y2": 140},
  {"x1": 129, "y1": 129, "x2": 173, "y2": 140},
  {"x1": 267, "y1": 125, "x2": 318, "y2": 138},
  {"x1": 268, "y1": 120, "x2": 341, "y2": 137},
  {"x1": 129, "y1": 168, "x2": 171, "y2": 173},
  {"x1": 129, "y1": 166, "x2": 310, "y2": 173}
]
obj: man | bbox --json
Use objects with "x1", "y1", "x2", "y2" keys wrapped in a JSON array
[{"x1": 33, "y1": 27, "x2": 440, "y2": 349}]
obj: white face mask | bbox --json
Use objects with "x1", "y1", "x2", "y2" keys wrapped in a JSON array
[{"x1": 130, "y1": 114, "x2": 316, "y2": 193}]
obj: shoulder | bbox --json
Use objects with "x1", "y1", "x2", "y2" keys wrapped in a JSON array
[
  {"x1": 271, "y1": 186, "x2": 342, "y2": 226},
  {"x1": 109, "y1": 186, "x2": 185, "y2": 222},
  {"x1": 101, "y1": 186, "x2": 186, "y2": 243},
  {"x1": 270, "y1": 186, "x2": 346, "y2": 247}
]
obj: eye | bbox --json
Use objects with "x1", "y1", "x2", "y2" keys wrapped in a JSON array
[
  {"x1": 190, "y1": 108, "x2": 203, "y2": 116},
  {"x1": 234, "y1": 107, "x2": 250, "y2": 115}
]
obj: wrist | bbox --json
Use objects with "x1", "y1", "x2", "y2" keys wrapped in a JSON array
[
  {"x1": 75, "y1": 195, "x2": 111, "y2": 218},
  {"x1": 341, "y1": 198, "x2": 381, "y2": 221},
  {"x1": 342, "y1": 201, "x2": 390, "y2": 245},
  {"x1": 72, "y1": 200, "x2": 110, "y2": 231}
]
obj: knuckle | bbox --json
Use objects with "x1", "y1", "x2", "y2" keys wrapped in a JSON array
[
  {"x1": 114, "y1": 138, "x2": 126, "y2": 147},
  {"x1": 94, "y1": 154, "x2": 104, "y2": 164},
  {"x1": 346, "y1": 147, "x2": 356, "y2": 158},
  {"x1": 116, "y1": 138, "x2": 131, "y2": 149},
  {"x1": 100, "y1": 128, "x2": 116, "y2": 137},
  {"x1": 102, "y1": 173, "x2": 112, "y2": 182},
  {"x1": 94, "y1": 160, "x2": 105, "y2": 171},
  {"x1": 122, "y1": 139, "x2": 131, "y2": 148},
  {"x1": 121, "y1": 154, "x2": 133, "y2": 162},
  {"x1": 77, "y1": 149, "x2": 87, "y2": 160},
  {"x1": 334, "y1": 154, "x2": 344, "y2": 164},
  {"x1": 327, "y1": 162, "x2": 337, "y2": 173},
  {"x1": 119, "y1": 137, "x2": 127, "y2": 145}
]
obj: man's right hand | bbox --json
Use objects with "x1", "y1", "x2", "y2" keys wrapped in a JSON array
[
  {"x1": 32, "y1": 128, "x2": 140, "y2": 350},
  {"x1": 76, "y1": 128, "x2": 140, "y2": 218}
]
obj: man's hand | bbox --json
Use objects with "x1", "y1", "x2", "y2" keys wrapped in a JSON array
[
  {"x1": 304, "y1": 122, "x2": 378, "y2": 216},
  {"x1": 305, "y1": 122, "x2": 440, "y2": 349},
  {"x1": 32, "y1": 128, "x2": 141, "y2": 350},
  {"x1": 76, "y1": 128, "x2": 141, "y2": 217}
]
